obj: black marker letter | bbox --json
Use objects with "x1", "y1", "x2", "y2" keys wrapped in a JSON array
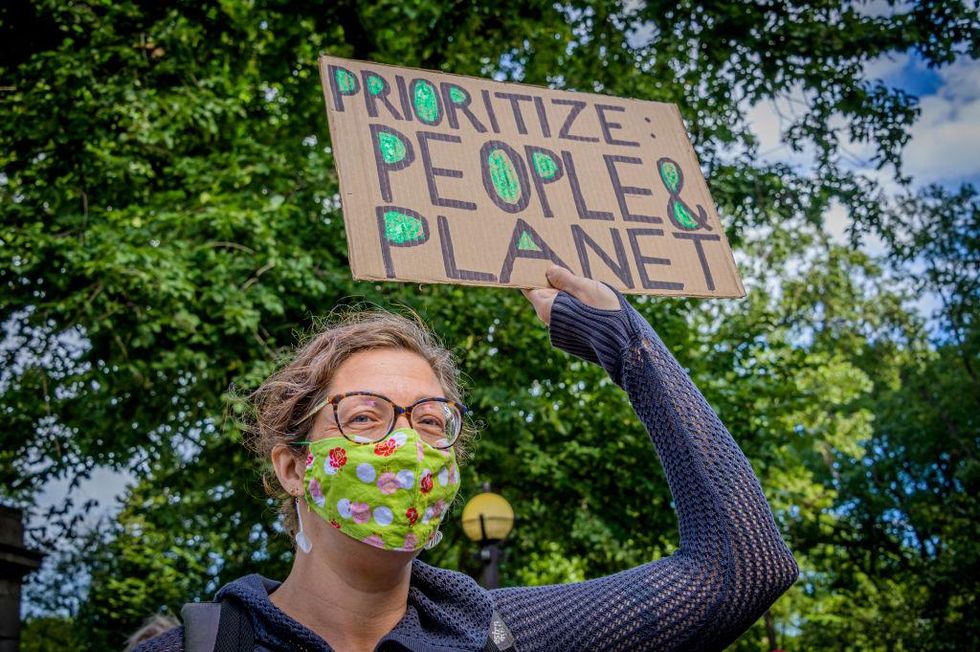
[
  {"x1": 627, "y1": 228, "x2": 684, "y2": 290},
  {"x1": 395, "y1": 75, "x2": 413, "y2": 122},
  {"x1": 672, "y1": 232, "x2": 722, "y2": 291},
  {"x1": 376, "y1": 206, "x2": 431, "y2": 279},
  {"x1": 327, "y1": 64, "x2": 360, "y2": 111},
  {"x1": 440, "y1": 83, "x2": 487, "y2": 133},
  {"x1": 595, "y1": 104, "x2": 639, "y2": 147},
  {"x1": 481, "y1": 141, "x2": 532, "y2": 214},
  {"x1": 553, "y1": 98, "x2": 599, "y2": 143},
  {"x1": 360, "y1": 70, "x2": 402, "y2": 120},
  {"x1": 438, "y1": 215, "x2": 497, "y2": 282},
  {"x1": 571, "y1": 225, "x2": 634, "y2": 288},
  {"x1": 494, "y1": 92, "x2": 534, "y2": 135},
  {"x1": 370, "y1": 124, "x2": 416, "y2": 203},
  {"x1": 533, "y1": 96, "x2": 552, "y2": 137},
  {"x1": 562, "y1": 150, "x2": 613, "y2": 221},
  {"x1": 604, "y1": 154, "x2": 660, "y2": 223},
  {"x1": 499, "y1": 218, "x2": 571, "y2": 283},
  {"x1": 525, "y1": 145, "x2": 564, "y2": 218},
  {"x1": 417, "y1": 131, "x2": 476, "y2": 211}
]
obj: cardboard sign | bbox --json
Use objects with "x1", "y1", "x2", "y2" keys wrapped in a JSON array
[{"x1": 318, "y1": 56, "x2": 744, "y2": 297}]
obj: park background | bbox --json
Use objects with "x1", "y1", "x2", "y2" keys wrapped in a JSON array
[{"x1": 1, "y1": 0, "x2": 977, "y2": 649}]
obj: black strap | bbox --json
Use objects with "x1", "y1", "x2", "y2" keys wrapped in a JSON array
[
  {"x1": 483, "y1": 609, "x2": 517, "y2": 651},
  {"x1": 215, "y1": 599, "x2": 255, "y2": 652},
  {"x1": 188, "y1": 598, "x2": 506, "y2": 652},
  {"x1": 183, "y1": 599, "x2": 255, "y2": 652}
]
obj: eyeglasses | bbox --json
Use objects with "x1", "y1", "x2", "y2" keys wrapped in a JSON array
[{"x1": 297, "y1": 391, "x2": 467, "y2": 450}]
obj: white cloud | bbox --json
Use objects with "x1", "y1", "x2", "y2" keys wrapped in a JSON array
[
  {"x1": 902, "y1": 58, "x2": 980, "y2": 185},
  {"x1": 863, "y1": 51, "x2": 914, "y2": 81}
]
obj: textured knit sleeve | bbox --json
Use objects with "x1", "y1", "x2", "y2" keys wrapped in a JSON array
[
  {"x1": 489, "y1": 289, "x2": 799, "y2": 651},
  {"x1": 130, "y1": 626, "x2": 184, "y2": 652}
]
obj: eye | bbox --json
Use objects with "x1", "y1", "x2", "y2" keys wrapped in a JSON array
[{"x1": 341, "y1": 408, "x2": 387, "y2": 428}]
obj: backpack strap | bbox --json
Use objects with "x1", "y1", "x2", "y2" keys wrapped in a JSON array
[
  {"x1": 181, "y1": 600, "x2": 255, "y2": 652},
  {"x1": 483, "y1": 608, "x2": 517, "y2": 651}
]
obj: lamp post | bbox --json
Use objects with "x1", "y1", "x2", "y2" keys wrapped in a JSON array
[{"x1": 461, "y1": 484, "x2": 514, "y2": 589}]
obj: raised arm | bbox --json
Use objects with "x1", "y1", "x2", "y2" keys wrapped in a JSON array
[{"x1": 494, "y1": 268, "x2": 799, "y2": 651}]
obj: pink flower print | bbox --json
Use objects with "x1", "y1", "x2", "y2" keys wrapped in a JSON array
[
  {"x1": 377, "y1": 472, "x2": 399, "y2": 495},
  {"x1": 350, "y1": 502, "x2": 371, "y2": 524},
  {"x1": 402, "y1": 533, "x2": 418, "y2": 550},
  {"x1": 431, "y1": 499, "x2": 446, "y2": 519},
  {"x1": 309, "y1": 479, "x2": 325, "y2": 507},
  {"x1": 374, "y1": 439, "x2": 397, "y2": 457},
  {"x1": 416, "y1": 440, "x2": 425, "y2": 462},
  {"x1": 419, "y1": 470, "x2": 433, "y2": 494},
  {"x1": 406, "y1": 507, "x2": 419, "y2": 527},
  {"x1": 448, "y1": 463, "x2": 458, "y2": 485},
  {"x1": 328, "y1": 447, "x2": 347, "y2": 469},
  {"x1": 305, "y1": 452, "x2": 314, "y2": 469},
  {"x1": 362, "y1": 534, "x2": 386, "y2": 549}
]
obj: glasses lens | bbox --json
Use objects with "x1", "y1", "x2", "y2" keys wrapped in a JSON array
[
  {"x1": 411, "y1": 400, "x2": 462, "y2": 449},
  {"x1": 336, "y1": 395, "x2": 395, "y2": 443}
]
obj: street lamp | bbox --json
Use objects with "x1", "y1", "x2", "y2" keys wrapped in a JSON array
[{"x1": 461, "y1": 484, "x2": 515, "y2": 589}]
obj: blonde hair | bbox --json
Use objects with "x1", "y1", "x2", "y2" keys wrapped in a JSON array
[
  {"x1": 243, "y1": 309, "x2": 472, "y2": 538},
  {"x1": 124, "y1": 614, "x2": 180, "y2": 651}
]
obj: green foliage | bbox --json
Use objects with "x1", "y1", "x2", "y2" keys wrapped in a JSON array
[{"x1": 2, "y1": 1, "x2": 977, "y2": 650}]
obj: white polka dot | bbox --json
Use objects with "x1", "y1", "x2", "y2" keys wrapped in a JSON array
[
  {"x1": 374, "y1": 506, "x2": 393, "y2": 527},
  {"x1": 396, "y1": 470, "x2": 415, "y2": 489},
  {"x1": 438, "y1": 467, "x2": 449, "y2": 487},
  {"x1": 337, "y1": 498, "x2": 352, "y2": 519},
  {"x1": 392, "y1": 431, "x2": 408, "y2": 446},
  {"x1": 356, "y1": 463, "x2": 376, "y2": 483},
  {"x1": 421, "y1": 507, "x2": 434, "y2": 524},
  {"x1": 323, "y1": 459, "x2": 337, "y2": 475}
]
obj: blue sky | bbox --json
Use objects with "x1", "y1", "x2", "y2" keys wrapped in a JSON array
[{"x1": 751, "y1": 51, "x2": 980, "y2": 192}]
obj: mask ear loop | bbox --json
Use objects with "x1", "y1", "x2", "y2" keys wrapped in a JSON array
[
  {"x1": 295, "y1": 497, "x2": 313, "y2": 554},
  {"x1": 423, "y1": 529, "x2": 443, "y2": 550}
]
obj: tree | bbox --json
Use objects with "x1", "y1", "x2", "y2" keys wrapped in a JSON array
[{"x1": 2, "y1": 1, "x2": 977, "y2": 649}]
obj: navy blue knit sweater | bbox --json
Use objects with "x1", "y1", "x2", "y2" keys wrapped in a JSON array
[{"x1": 135, "y1": 289, "x2": 799, "y2": 651}]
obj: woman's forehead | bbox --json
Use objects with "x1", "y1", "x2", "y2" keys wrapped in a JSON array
[{"x1": 327, "y1": 348, "x2": 444, "y2": 398}]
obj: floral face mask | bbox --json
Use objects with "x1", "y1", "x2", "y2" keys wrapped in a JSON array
[{"x1": 300, "y1": 428, "x2": 460, "y2": 552}]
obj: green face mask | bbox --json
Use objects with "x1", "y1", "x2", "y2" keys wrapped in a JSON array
[{"x1": 301, "y1": 428, "x2": 460, "y2": 552}]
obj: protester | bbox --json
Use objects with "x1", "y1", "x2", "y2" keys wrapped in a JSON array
[{"x1": 135, "y1": 266, "x2": 798, "y2": 651}]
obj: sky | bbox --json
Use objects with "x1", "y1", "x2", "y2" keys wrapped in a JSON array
[
  {"x1": 750, "y1": 51, "x2": 980, "y2": 247},
  {"x1": 21, "y1": 7, "x2": 980, "y2": 616}
]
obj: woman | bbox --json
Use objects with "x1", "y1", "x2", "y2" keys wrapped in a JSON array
[{"x1": 136, "y1": 266, "x2": 799, "y2": 651}]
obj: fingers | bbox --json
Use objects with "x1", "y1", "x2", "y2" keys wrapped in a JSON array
[
  {"x1": 542, "y1": 264, "x2": 620, "y2": 310},
  {"x1": 521, "y1": 286, "x2": 559, "y2": 326},
  {"x1": 545, "y1": 265, "x2": 583, "y2": 293}
]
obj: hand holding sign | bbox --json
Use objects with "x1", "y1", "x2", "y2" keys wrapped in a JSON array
[
  {"x1": 522, "y1": 265, "x2": 619, "y2": 327},
  {"x1": 318, "y1": 56, "x2": 744, "y2": 298}
]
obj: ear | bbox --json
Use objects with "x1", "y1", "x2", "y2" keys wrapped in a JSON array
[{"x1": 271, "y1": 444, "x2": 306, "y2": 498}]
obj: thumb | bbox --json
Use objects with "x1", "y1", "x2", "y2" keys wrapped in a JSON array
[{"x1": 545, "y1": 265, "x2": 580, "y2": 292}]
